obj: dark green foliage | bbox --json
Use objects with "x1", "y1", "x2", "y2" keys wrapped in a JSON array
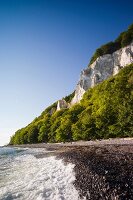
[
  {"x1": 63, "y1": 91, "x2": 75, "y2": 103},
  {"x1": 41, "y1": 102, "x2": 57, "y2": 116},
  {"x1": 55, "y1": 104, "x2": 84, "y2": 142},
  {"x1": 9, "y1": 67, "x2": 133, "y2": 144},
  {"x1": 9, "y1": 23, "x2": 133, "y2": 145},
  {"x1": 78, "y1": 64, "x2": 133, "y2": 139},
  {"x1": 10, "y1": 129, "x2": 28, "y2": 145},
  {"x1": 27, "y1": 126, "x2": 39, "y2": 143},
  {"x1": 38, "y1": 114, "x2": 51, "y2": 142},
  {"x1": 89, "y1": 24, "x2": 133, "y2": 65},
  {"x1": 48, "y1": 109, "x2": 66, "y2": 142},
  {"x1": 121, "y1": 31, "x2": 132, "y2": 47}
]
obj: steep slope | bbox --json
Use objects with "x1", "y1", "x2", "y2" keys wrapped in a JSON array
[
  {"x1": 71, "y1": 42, "x2": 133, "y2": 105},
  {"x1": 71, "y1": 24, "x2": 133, "y2": 104},
  {"x1": 10, "y1": 24, "x2": 133, "y2": 144},
  {"x1": 10, "y1": 64, "x2": 133, "y2": 144},
  {"x1": 72, "y1": 64, "x2": 133, "y2": 140}
]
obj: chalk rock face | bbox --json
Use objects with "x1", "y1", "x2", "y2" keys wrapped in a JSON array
[
  {"x1": 57, "y1": 99, "x2": 68, "y2": 111},
  {"x1": 71, "y1": 42, "x2": 133, "y2": 105}
]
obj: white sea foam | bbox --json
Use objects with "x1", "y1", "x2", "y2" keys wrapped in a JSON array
[{"x1": 0, "y1": 151, "x2": 79, "y2": 200}]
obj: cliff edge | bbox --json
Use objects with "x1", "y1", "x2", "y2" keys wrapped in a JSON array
[{"x1": 71, "y1": 42, "x2": 133, "y2": 104}]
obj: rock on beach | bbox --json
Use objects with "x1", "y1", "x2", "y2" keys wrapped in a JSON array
[
  {"x1": 11, "y1": 138, "x2": 133, "y2": 199},
  {"x1": 59, "y1": 144, "x2": 133, "y2": 200}
]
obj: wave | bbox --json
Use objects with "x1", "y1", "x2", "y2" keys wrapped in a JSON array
[{"x1": 0, "y1": 148, "x2": 79, "y2": 200}]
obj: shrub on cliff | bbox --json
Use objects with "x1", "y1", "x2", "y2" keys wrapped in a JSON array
[
  {"x1": 72, "y1": 64, "x2": 133, "y2": 139},
  {"x1": 27, "y1": 126, "x2": 39, "y2": 143},
  {"x1": 89, "y1": 24, "x2": 133, "y2": 65},
  {"x1": 10, "y1": 64, "x2": 133, "y2": 144},
  {"x1": 121, "y1": 31, "x2": 133, "y2": 47}
]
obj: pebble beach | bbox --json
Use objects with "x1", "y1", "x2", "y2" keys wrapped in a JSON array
[{"x1": 10, "y1": 138, "x2": 133, "y2": 200}]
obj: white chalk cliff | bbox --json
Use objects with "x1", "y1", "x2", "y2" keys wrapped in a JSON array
[
  {"x1": 57, "y1": 99, "x2": 68, "y2": 111},
  {"x1": 71, "y1": 42, "x2": 133, "y2": 105}
]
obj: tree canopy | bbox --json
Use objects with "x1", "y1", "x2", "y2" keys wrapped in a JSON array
[
  {"x1": 10, "y1": 64, "x2": 133, "y2": 144},
  {"x1": 89, "y1": 24, "x2": 133, "y2": 65}
]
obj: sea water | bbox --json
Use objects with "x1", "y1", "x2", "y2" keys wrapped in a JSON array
[{"x1": 0, "y1": 147, "x2": 79, "y2": 200}]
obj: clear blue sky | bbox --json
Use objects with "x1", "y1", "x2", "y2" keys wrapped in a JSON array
[{"x1": 0, "y1": 0, "x2": 133, "y2": 146}]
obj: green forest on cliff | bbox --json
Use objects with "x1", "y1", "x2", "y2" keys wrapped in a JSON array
[
  {"x1": 89, "y1": 24, "x2": 133, "y2": 65},
  {"x1": 10, "y1": 64, "x2": 133, "y2": 144}
]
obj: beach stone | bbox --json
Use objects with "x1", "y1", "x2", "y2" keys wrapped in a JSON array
[{"x1": 59, "y1": 145, "x2": 133, "y2": 200}]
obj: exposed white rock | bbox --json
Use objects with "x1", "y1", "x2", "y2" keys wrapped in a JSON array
[
  {"x1": 57, "y1": 99, "x2": 68, "y2": 111},
  {"x1": 71, "y1": 42, "x2": 133, "y2": 105}
]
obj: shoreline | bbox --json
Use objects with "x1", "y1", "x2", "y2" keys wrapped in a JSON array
[
  {"x1": 8, "y1": 138, "x2": 133, "y2": 199},
  {"x1": 58, "y1": 144, "x2": 133, "y2": 199},
  {"x1": 7, "y1": 137, "x2": 133, "y2": 149}
]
